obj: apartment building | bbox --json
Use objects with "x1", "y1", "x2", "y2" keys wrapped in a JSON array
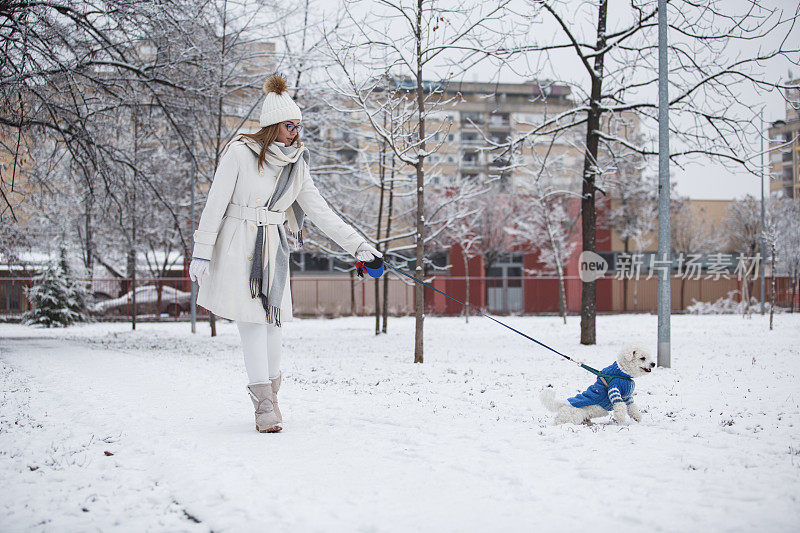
[{"x1": 768, "y1": 79, "x2": 800, "y2": 200}]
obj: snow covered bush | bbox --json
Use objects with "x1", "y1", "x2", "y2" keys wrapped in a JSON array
[
  {"x1": 687, "y1": 290, "x2": 783, "y2": 315},
  {"x1": 22, "y1": 261, "x2": 88, "y2": 327}
]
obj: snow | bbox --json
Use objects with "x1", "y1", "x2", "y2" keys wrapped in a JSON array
[{"x1": 1, "y1": 314, "x2": 799, "y2": 532}]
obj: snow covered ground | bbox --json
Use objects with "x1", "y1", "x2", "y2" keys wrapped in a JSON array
[{"x1": 1, "y1": 313, "x2": 799, "y2": 532}]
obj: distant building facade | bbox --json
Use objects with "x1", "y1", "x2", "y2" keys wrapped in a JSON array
[{"x1": 768, "y1": 79, "x2": 800, "y2": 200}]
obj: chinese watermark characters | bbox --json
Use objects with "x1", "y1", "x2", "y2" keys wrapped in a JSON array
[{"x1": 613, "y1": 253, "x2": 762, "y2": 281}]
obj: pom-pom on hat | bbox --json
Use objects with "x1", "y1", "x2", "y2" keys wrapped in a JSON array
[{"x1": 259, "y1": 74, "x2": 302, "y2": 127}]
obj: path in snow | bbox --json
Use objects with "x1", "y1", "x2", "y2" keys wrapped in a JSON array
[{"x1": 1, "y1": 314, "x2": 799, "y2": 532}]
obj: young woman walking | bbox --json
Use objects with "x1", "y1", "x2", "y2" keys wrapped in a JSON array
[{"x1": 188, "y1": 75, "x2": 380, "y2": 433}]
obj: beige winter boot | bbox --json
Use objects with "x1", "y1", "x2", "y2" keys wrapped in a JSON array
[
  {"x1": 247, "y1": 383, "x2": 282, "y2": 433},
  {"x1": 270, "y1": 372, "x2": 282, "y2": 423}
]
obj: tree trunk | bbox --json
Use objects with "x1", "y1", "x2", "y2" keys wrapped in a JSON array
[
  {"x1": 770, "y1": 245, "x2": 776, "y2": 329},
  {"x1": 156, "y1": 280, "x2": 163, "y2": 320},
  {"x1": 375, "y1": 127, "x2": 387, "y2": 335},
  {"x1": 557, "y1": 260, "x2": 567, "y2": 325},
  {"x1": 130, "y1": 112, "x2": 138, "y2": 331},
  {"x1": 413, "y1": 0, "x2": 425, "y2": 364},
  {"x1": 463, "y1": 249, "x2": 470, "y2": 323},
  {"x1": 680, "y1": 276, "x2": 686, "y2": 312},
  {"x1": 128, "y1": 248, "x2": 136, "y2": 330},
  {"x1": 580, "y1": 0, "x2": 607, "y2": 345},
  {"x1": 350, "y1": 269, "x2": 356, "y2": 316},
  {"x1": 741, "y1": 273, "x2": 750, "y2": 318},
  {"x1": 208, "y1": 0, "x2": 228, "y2": 339},
  {"x1": 83, "y1": 197, "x2": 94, "y2": 279},
  {"x1": 381, "y1": 161, "x2": 395, "y2": 334},
  {"x1": 622, "y1": 237, "x2": 629, "y2": 313},
  {"x1": 543, "y1": 208, "x2": 567, "y2": 324}
]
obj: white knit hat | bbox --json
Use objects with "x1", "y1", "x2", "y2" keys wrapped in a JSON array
[{"x1": 259, "y1": 75, "x2": 302, "y2": 127}]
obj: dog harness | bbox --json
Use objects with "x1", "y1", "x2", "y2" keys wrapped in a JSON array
[{"x1": 567, "y1": 362, "x2": 634, "y2": 411}]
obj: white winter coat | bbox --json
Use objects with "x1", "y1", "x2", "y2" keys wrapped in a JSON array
[{"x1": 192, "y1": 140, "x2": 364, "y2": 323}]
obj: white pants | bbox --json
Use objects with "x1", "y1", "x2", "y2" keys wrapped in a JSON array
[{"x1": 236, "y1": 321, "x2": 282, "y2": 384}]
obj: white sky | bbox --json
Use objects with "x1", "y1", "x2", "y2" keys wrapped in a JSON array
[
  {"x1": 470, "y1": 0, "x2": 800, "y2": 201},
  {"x1": 290, "y1": 0, "x2": 800, "y2": 200}
]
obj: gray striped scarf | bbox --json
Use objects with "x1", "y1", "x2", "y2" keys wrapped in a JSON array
[{"x1": 245, "y1": 143, "x2": 308, "y2": 326}]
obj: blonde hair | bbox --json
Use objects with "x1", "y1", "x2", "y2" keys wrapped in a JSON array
[{"x1": 240, "y1": 123, "x2": 302, "y2": 169}]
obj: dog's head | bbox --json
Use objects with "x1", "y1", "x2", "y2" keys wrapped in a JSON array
[{"x1": 617, "y1": 342, "x2": 655, "y2": 377}]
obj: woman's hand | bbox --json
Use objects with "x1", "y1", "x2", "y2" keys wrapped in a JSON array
[
  {"x1": 355, "y1": 242, "x2": 382, "y2": 262},
  {"x1": 189, "y1": 258, "x2": 210, "y2": 285}
]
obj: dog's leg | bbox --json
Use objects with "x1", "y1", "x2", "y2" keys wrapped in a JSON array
[
  {"x1": 553, "y1": 405, "x2": 574, "y2": 424},
  {"x1": 627, "y1": 402, "x2": 643, "y2": 422},
  {"x1": 608, "y1": 386, "x2": 629, "y2": 424},
  {"x1": 553, "y1": 405, "x2": 586, "y2": 425},
  {"x1": 612, "y1": 402, "x2": 628, "y2": 424},
  {"x1": 584, "y1": 405, "x2": 608, "y2": 424}
]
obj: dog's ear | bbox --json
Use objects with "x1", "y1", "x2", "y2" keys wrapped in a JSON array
[{"x1": 621, "y1": 344, "x2": 637, "y2": 362}]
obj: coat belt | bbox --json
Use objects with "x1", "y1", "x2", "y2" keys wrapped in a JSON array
[{"x1": 225, "y1": 204, "x2": 286, "y2": 226}]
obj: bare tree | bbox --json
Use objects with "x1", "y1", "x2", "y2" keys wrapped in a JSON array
[
  {"x1": 671, "y1": 196, "x2": 723, "y2": 310},
  {"x1": 726, "y1": 195, "x2": 761, "y2": 316},
  {"x1": 0, "y1": 0, "x2": 287, "y2": 326},
  {"x1": 325, "y1": 0, "x2": 513, "y2": 362},
  {"x1": 606, "y1": 150, "x2": 657, "y2": 312},
  {"x1": 769, "y1": 197, "x2": 800, "y2": 313},
  {"x1": 509, "y1": 0, "x2": 800, "y2": 343},
  {"x1": 440, "y1": 192, "x2": 484, "y2": 323},
  {"x1": 508, "y1": 129, "x2": 580, "y2": 323}
]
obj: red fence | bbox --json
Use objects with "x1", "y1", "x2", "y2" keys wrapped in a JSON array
[{"x1": 2, "y1": 274, "x2": 797, "y2": 321}]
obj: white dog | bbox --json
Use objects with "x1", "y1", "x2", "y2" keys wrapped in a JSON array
[{"x1": 540, "y1": 343, "x2": 655, "y2": 425}]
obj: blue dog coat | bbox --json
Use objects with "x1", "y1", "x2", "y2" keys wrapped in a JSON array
[{"x1": 567, "y1": 362, "x2": 635, "y2": 411}]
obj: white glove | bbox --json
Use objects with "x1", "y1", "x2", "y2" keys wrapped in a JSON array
[
  {"x1": 189, "y1": 258, "x2": 209, "y2": 285},
  {"x1": 355, "y1": 242, "x2": 382, "y2": 262}
]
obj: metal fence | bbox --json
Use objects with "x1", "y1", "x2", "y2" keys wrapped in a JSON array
[{"x1": 2, "y1": 274, "x2": 797, "y2": 321}]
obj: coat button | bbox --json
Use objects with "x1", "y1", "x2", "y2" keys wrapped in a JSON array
[
  {"x1": 247, "y1": 253, "x2": 254, "y2": 261},
  {"x1": 249, "y1": 224, "x2": 256, "y2": 231}
]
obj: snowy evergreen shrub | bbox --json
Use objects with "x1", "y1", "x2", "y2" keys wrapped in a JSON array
[
  {"x1": 22, "y1": 260, "x2": 88, "y2": 327},
  {"x1": 59, "y1": 248, "x2": 89, "y2": 320},
  {"x1": 686, "y1": 290, "x2": 783, "y2": 315}
]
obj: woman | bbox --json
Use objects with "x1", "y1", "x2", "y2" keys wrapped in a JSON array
[{"x1": 188, "y1": 75, "x2": 380, "y2": 433}]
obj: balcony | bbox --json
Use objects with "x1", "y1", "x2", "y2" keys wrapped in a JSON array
[
  {"x1": 460, "y1": 136, "x2": 483, "y2": 146},
  {"x1": 461, "y1": 114, "x2": 484, "y2": 125},
  {"x1": 489, "y1": 157, "x2": 511, "y2": 168},
  {"x1": 487, "y1": 114, "x2": 511, "y2": 128}
]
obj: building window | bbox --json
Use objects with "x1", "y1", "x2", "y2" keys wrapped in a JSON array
[
  {"x1": 461, "y1": 112, "x2": 483, "y2": 124},
  {"x1": 430, "y1": 251, "x2": 449, "y2": 270}
]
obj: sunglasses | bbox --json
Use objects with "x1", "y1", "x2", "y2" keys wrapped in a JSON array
[{"x1": 282, "y1": 122, "x2": 303, "y2": 133}]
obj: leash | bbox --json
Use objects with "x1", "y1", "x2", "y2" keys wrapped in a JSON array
[{"x1": 382, "y1": 261, "x2": 630, "y2": 384}]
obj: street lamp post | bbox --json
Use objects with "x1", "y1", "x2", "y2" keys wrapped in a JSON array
[
  {"x1": 760, "y1": 109, "x2": 766, "y2": 315},
  {"x1": 657, "y1": 0, "x2": 671, "y2": 368}
]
